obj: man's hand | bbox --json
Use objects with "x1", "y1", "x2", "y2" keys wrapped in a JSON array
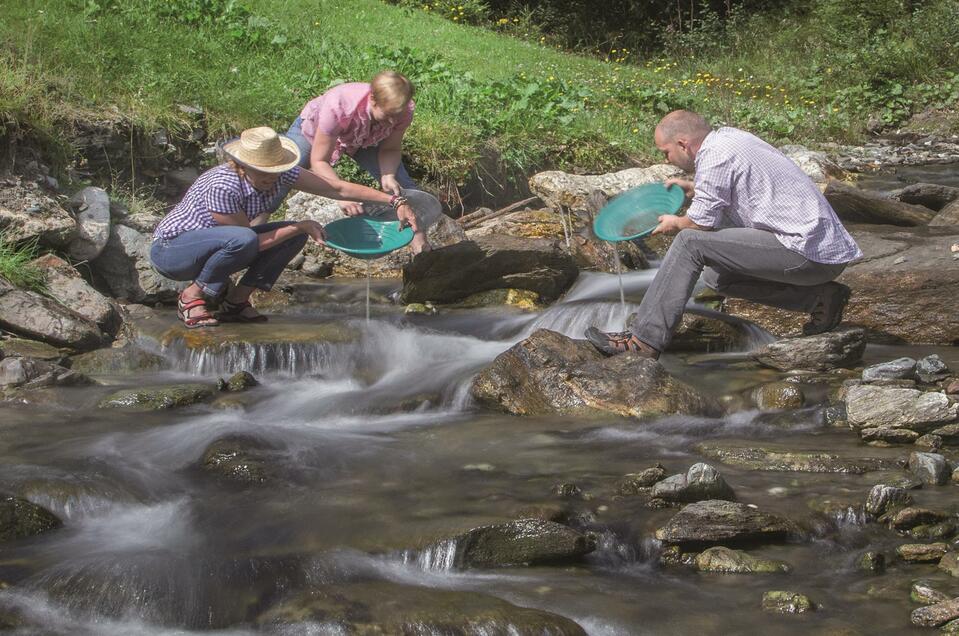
[
  {"x1": 339, "y1": 201, "x2": 364, "y2": 217},
  {"x1": 665, "y1": 178, "x2": 695, "y2": 198},
  {"x1": 381, "y1": 174, "x2": 402, "y2": 196},
  {"x1": 296, "y1": 220, "x2": 327, "y2": 245},
  {"x1": 652, "y1": 214, "x2": 690, "y2": 236},
  {"x1": 396, "y1": 203, "x2": 419, "y2": 232}
]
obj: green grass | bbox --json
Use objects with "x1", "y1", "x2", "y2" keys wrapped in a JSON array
[
  {"x1": 0, "y1": 233, "x2": 46, "y2": 292},
  {"x1": 1, "y1": 0, "x2": 957, "y2": 198}
]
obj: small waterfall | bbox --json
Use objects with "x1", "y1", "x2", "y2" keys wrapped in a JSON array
[
  {"x1": 401, "y1": 539, "x2": 460, "y2": 572},
  {"x1": 524, "y1": 301, "x2": 639, "y2": 339},
  {"x1": 162, "y1": 340, "x2": 356, "y2": 377},
  {"x1": 587, "y1": 530, "x2": 638, "y2": 568}
]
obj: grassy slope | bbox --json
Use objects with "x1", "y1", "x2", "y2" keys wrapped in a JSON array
[{"x1": 4, "y1": 0, "x2": 951, "y2": 192}]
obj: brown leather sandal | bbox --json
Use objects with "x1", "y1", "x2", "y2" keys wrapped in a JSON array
[
  {"x1": 177, "y1": 296, "x2": 219, "y2": 329},
  {"x1": 584, "y1": 327, "x2": 660, "y2": 359}
]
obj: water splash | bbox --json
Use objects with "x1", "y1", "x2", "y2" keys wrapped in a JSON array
[{"x1": 162, "y1": 339, "x2": 356, "y2": 377}]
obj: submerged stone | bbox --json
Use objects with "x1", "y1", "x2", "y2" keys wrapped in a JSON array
[
  {"x1": 69, "y1": 346, "x2": 167, "y2": 375},
  {"x1": 761, "y1": 591, "x2": 815, "y2": 614},
  {"x1": 856, "y1": 551, "x2": 885, "y2": 574},
  {"x1": 655, "y1": 500, "x2": 798, "y2": 547},
  {"x1": 754, "y1": 381, "x2": 804, "y2": 410},
  {"x1": 255, "y1": 581, "x2": 587, "y2": 635},
  {"x1": 694, "y1": 442, "x2": 895, "y2": 474},
  {"x1": 225, "y1": 371, "x2": 258, "y2": 392},
  {"x1": 940, "y1": 552, "x2": 959, "y2": 577},
  {"x1": 0, "y1": 494, "x2": 62, "y2": 542},
  {"x1": 909, "y1": 522, "x2": 956, "y2": 541},
  {"x1": 861, "y1": 427, "x2": 919, "y2": 445},
  {"x1": 98, "y1": 383, "x2": 216, "y2": 410},
  {"x1": 200, "y1": 435, "x2": 278, "y2": 484},
  {"x1": 694, "y1": 546, "x2": 790, "y2": 574}
]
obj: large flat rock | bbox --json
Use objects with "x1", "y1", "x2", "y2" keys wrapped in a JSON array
[
  {"x1": 725, "y1": 227, "x2": 959, "y2": 344},
  {"x1": 655, "y1": 500, "x2": 799, "y2": 547}
]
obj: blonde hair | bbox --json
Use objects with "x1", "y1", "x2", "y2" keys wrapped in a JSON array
[{"x1": 370, "y1": 70, "x2": 414, "y2": 112}]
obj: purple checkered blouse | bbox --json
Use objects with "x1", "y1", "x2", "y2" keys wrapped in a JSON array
[
  {"x1": 153, "y1": 165, "x2": 301, "y2": 240},
  {"x1": 686, "y1": 127, "x2": 862, "y2": 264}
]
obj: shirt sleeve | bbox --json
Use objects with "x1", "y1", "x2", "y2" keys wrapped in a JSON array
[
  {"x1": 686, "y1": 147, "x2": 733, "y2": 228},
  {"x1": 313, "y1": 93, "x2": 345, "y2": 138},
  {"x1": 279, "y1": 166, "x2": 301, "y2": 188},
  {"x1": 205, "y1": 182, "x2": 243, "y2": 216}
]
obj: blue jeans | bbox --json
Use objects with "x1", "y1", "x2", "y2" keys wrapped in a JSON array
[
  {"x1": 286, "y1": 117, "x2": 417, "y2": 189},
  {"x1": 150, "y1": 222, "x2": 307, "y2": 298}
]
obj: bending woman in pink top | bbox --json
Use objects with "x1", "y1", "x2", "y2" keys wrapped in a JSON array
[{"x1": 287, "y1": 71, "x2": 439, "y2": 253}]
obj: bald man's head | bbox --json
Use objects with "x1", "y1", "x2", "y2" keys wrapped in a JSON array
[{"x1": 653, "y1": 110, "x2": 712, "y2": 172}]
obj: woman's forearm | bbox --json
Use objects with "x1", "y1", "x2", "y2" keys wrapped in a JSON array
[
  {"x1": 378, "y1": 146, "x2": 402, "y2": 177},
  {"x1": 256, "y1": 224, "x2": 304, "y2": 251},
  {"x1": 294, "y1": 170, "x2": 392, "y2": 205}
]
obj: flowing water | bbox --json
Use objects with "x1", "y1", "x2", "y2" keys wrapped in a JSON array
[{"x1": 1, "y1": 269, "x2": 957, "y2": 635}]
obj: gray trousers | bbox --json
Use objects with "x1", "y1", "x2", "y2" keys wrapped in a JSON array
[{"x1": 630, "y1": 228, "x2": 847, "y2": 351}]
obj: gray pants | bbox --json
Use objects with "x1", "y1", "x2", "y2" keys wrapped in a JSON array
[{"x1": 630, "y1": 228, "x2": 847, "y2": 351}]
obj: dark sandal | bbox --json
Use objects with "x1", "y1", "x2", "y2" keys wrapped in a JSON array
[
  {"x1": 177, "y1": 296, "x2": 219, "y2": 329},
  {"x1": 584, "y1": 327, "x2": 659, "y2": 359},
  {"x1": 217, "y1": 299, "x2": 268, "y2": 323}
]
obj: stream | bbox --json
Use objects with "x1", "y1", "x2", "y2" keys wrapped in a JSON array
[{"x1": 1, "y1": 264, "x2": 957, "y2": 635}]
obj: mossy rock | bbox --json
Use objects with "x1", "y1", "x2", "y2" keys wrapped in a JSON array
[
  {"x1": 449, "y1": 288, "x2": 543, "y2": 311},
  {"x1": 0, "y1": 494, "x2": 62, "y2": 543},
  {"x1": 97, "y1": 383, "x2": 216, "y2": 410},
  {"x1": 762, "y1": 590, "x2": 815, "y2": 614},
  {"x1": 694, "y1": 546, "x2": 791, "y2": 574},
  {"x1": 255, "y1": 581, "x2": 587, "y2": 635},
  {"x1": 754, "y1": 381, "x2": 805, "y2": 410},
  {"x1": 0, "y1": 337, "x2": 63, "y2": 361},
  {"x1": 225, "y1": 371, "x2": 258, "y2": 392},
  {"x1": 70, "y1": 347, "x2": 167, "y2": 375}
]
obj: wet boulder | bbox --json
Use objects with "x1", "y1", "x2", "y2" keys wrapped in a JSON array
[
  {"x1": 0, "y1": 277, "x2": 105, "y2": 351},
  {"x1": 31, "y1": 254, "x2": 121, "y2": 335},
  {"x1": 0, "y1": 173, "x2": 76, "y2": 248},
  {"x1": 0, "y1": 357, "x2": 91, "y2": 391},
  {"x1": 470, "y1": 329, "x2": 722, "y2": 419},
  {"x1": 98, "y1": 382, "x2": 217, "y2": 410},
  {"x1": 913, "y1": 598, "x2": 959, "y2": 627},
  {"x1": 617, "y1": 464, "x2": 668, "y2": 495},
  {"x1": 401, "y1": 237, "x2": 578, "y2": 304},
  {"x1": 940, "y1": 552, "x2": 959, "y2": 577},
  {"x1": 897, "y1": 543, "x2": 949, "y2": 563},
  {"x1": 889, "y1": 507, "x2": 950, "y2": 532},
  {"x1": 655, "y1": 500, "x2": 799, "y2": 547},
  {"x1": 423, "y1": 518, "x2": 595, "y2": 569},
  {"x1": 0, "y1": 494, "x2": 62, "y2": 542},
  {"x1": 753, "y1": 381, "x2": 804, "y2": 410},
  {"x1": 761, "y1": 591, "x2": 815, "y2": 614},
  {"x1": 844, "y1": 385, "x2": 958, "y2": 430},
  {"x1": 69, "y1": 346, "x2": 167, "y2": 375},
  {"x1": 862, "y1": 357, "x2": 917, "y2": 383},
  {"x1": 650, "y1": 463, "x2": 736, "y2": 503},
  {"x1": 864, "y1": 485, "x2": 912, "y2": 517},
  {"x1": 256, "y1": 581, "x2": 587, "y2": 635},
  {"x1": 693, "y1": 546, "x2": 790, "y2": 574},
  {"x1": 861, "y1": 427, "x2": 920, "y2": 445},
  {"x1": 66, "y1": 186, "x2": 111, "y2": 261},
  {"x1": 225, "y1": 371, "x2": 258, "y2": 392},
  {"x1": 751, "y1": 327, "x2": 865, "y2": 372},
  {"x1": 912, "y1": 581, "x2": 951, "y2": 605},
  {"x1": 931, "y1": 199, "x2": 959, "y2": 227},
  {"x1": 200, "y1": 435, "x2": 277, "y2": 484},
  {"x1": 91, "y1": 224, "x2": 182, "y2": 303},
  {"x1": 908, "y1": 452, "x2": 951, "y2": 485},
  {"x1": 857, "y1": 551, "x2": 886, "y2": 574},
  {"x1": 724, "y1": 229, "x2": 959, "y2": 345}
]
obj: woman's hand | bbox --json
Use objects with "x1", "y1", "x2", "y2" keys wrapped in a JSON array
[
  {"x1": 296, "y1": 220, "x2": 327, "y2": 245},
  {"x1": 339, "y1": 201, "x2": 364, "y2": 217},
  {"x1": 381, "y1": 175, "x2": 402, "y2": 196},
  {"x1": 396, "y1": 203, "x2": 419, "y2": 232},
  {"x1": 665, "y1": 178, "x2": 695, "y2": 198}
]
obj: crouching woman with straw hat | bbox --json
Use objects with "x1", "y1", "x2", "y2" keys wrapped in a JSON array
[{"x1": 151, "y1": 126, "x2": 419, "y2": 328}]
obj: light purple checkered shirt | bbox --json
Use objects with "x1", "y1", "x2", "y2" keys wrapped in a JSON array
[
  {"x1": 686, "y1": 127, "x2": 862, "y2": 264},
  {"x1": 153, "y1": 165, "x2": 301, "y2": 240}
]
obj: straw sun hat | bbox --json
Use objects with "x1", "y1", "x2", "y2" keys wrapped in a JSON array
[{"x1": 222, "y1": 126, "x2": 301, "y2": 173}]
